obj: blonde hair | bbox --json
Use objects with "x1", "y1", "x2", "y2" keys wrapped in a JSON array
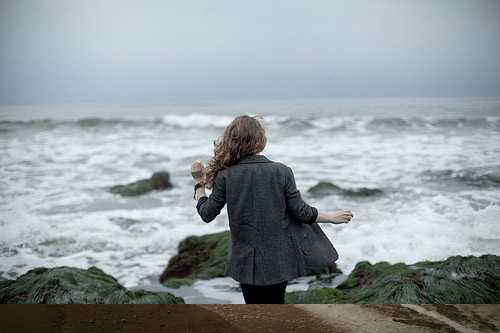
[{"x1": 202, "y1": 115, "x2": 267, "y2": 189}]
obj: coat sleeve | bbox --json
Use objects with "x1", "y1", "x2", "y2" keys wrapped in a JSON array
[
  {"x1": 284, "y1": 166, "x2": 318, "y2": 225},
  {"x1": 196, "y1": 171, "x2": 227, "y2": 223}
]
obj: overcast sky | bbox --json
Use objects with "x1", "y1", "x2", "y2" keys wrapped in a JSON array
[{"x1": 1, "y1": 0, "x2": 499, "y2": 104}]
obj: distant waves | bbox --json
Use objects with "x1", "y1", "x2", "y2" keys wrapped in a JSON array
[{"x1": 1, "y1": 114, "x2": 499, "y2": 133}]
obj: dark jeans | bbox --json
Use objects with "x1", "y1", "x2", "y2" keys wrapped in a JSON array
[{"x1": 240, "y1": 280, "x2": 288, "y2": 304}]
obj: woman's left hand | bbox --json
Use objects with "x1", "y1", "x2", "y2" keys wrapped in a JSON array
[{"x1": 191, "y1": 159, "x2": 205, "y2": 182}]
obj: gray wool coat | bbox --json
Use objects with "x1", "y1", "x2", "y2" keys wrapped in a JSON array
[{"x1": 196, "y1": 154, "x2": 339, "y2": 285}]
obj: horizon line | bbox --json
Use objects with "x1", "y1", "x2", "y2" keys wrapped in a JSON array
[{"x1": 1, "y1": 94, "x2": 500, "y2": 108}]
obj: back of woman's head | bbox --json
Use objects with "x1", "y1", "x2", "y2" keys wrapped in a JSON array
[{"x1": 203, "y1": 115, "x2": 267, "y2": 189}]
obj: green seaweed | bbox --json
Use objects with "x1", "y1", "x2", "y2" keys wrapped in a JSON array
[
  {"x1": 286, "y1": 255, "x2": 500, "y2": 304},
  {"x1": 160, "y1": 230, "x2": 231, "y2": 288},
  {"x1": 285, "y1": 287, "x2": 346, "y2": 304},
  {"x1": 307, "y1": 182, "x2": 342, "y2": 196},
  {"x1": 0, "y1": 266, "x2": 183, "y2": 304},
  {"x1": 307, "y1": 181, "x2": 382, "y2": 197},
  {"x1": 342, "y1": 187, "x2": 383, "y2": 196},
  {"x1": 110, "y1": 171, "x2": 172, "y2": 197}
]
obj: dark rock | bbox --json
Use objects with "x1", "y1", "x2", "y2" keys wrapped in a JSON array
[
  {"x1": 285, "y1": 254, "x2": 500, "y2": 304},
  {"x1": 110, "y1": 171, "x2": 172, "y2": 197},
  {"x1": 76, "y1": 118, "x2": 121, "y2": 127},
  {"x1": 325, "y1": 262, "x2": 342, "y2": 275},
  {"x1": 305, "y1": 263, "x2": 344, "y2": 288},
  {"x1": 304, "y1": 273, "x2": 347, "y2": 291},
  {"x1": 160, "y1": 231, "x2": 231, "y2": 288},
  {"x1": 0, "y1": 266, "x2": 184, "y2": 304},
  {"x1": 151, "y1": 172, "x2": 172, "y2": 189},
  {"x1": 307, "y1": 182, "x2": 342, "y2": 196},
  {"x1": 421, "y1": 168, "x2": 500, "y2": 188},
  {"x1": 77, "y1": 118, "x2": 103, "y2": 127},
  {"x1": 108, "y1": 217, "x2": 141, "y2": 230},
  {"x1": 160, "y1": 230, "x2": 343, "y2": 289},
  {"x1": 342, "y1": 187, "x2": 383, "y2": 196},
  {"x1": 307, "y1": 181, "x2": 382, "y2": 197}
]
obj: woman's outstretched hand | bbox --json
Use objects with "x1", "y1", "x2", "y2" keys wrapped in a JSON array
[
  {"x1": 191, "y1": 159, "x2": 205, "y2": 182},
  {"x1": 330, "y1": 210, "x2": 353, "y2": 224}
]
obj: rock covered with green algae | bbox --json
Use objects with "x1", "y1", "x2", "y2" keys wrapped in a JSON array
[
  {"x1": 307, "y1": 181, "x2": 383, "y2": 197},
  {"x1": 160, "y1": 230, "x2": 339, "y2": 288},
  {"x1": 0, "y1": 266, "x2": 184, "y2": 304},
  {"x1": 110, "y1": 171, "x2": 172, "y2": 197},
  {"x1": 285, "y1": 254, "x2": 500, "y2": 304},
  {"x1": 160, "y1": 230, "x2": 231, "y2": 288}
]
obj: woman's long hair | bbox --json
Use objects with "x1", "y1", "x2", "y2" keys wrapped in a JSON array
[{"x1": 202, "y1": 115, "x2": 267, "y2": 189}]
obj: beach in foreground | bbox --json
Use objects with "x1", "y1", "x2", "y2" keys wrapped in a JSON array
[{"x1": 1, "y1": 304, "x2": 499, "y2": 332}]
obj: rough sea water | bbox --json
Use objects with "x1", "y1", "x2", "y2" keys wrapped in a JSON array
[{"x1": 1, "y1": 97, "x2": 499, "y2": 303}]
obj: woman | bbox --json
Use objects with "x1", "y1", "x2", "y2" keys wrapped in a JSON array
[{"x1": 190, "y1": 115, "x2": 353, "y2": 304}]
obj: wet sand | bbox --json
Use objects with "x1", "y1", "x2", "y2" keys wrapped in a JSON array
[
  {"x1": 199, "y1": 304, "x2": 336, "y2": 332},
  {"x1": 0, "y1": 305, "x2": 237, "y2": 333},
  {"x1": 297, "y1": 304, "x2": 500, "y2": 333},
  {"x1": 1, "y1": 304, "x2": 499, "y2": 332}
]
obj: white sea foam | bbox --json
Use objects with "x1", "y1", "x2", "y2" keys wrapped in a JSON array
[
  {"x1": 0, "y1": 203, "x2": 51, "y2": 249},
  {"x1": 191, "y1": 277, "x2": 244, "y2": 304},
  {"x1": 162, "y1": 113, "x2": 234, "y2": 128},
  {"x1": 319, "y1": 194, "x2": 500, "y2": 274}
]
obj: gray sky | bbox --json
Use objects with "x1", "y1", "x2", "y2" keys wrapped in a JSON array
[{"x1": 1, "y1": 0, "x2": 500, "y2": 104}]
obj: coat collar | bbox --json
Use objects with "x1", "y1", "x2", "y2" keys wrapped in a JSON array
[{"x1": 235, "y1": 154, "x2": 272, "y2": 164}]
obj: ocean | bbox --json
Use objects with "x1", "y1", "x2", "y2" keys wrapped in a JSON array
[{"x1": 1, "y1": 97, "x2": 499, "y2": 303}]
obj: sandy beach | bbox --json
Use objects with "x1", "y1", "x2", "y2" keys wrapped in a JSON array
[
  {"x1": 0, "y1": 305, "x2": 236, "y2": 332},
  {"x1": 1, "y1": 304, "x2": 499, "y2": 332}
]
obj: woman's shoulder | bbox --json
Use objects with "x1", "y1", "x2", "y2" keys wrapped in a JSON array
[
  {"x1": 223, "y1": 155, "x2": 290, "y2": 172},
  {"x1": 263, "y1": 159, "x2": 291, "y2": 177},
  {"x1": 258, "y1": 156, "x2": 289, "y2": 171},
  {"x1": 270, "y1": 161, "x2": 289, "y2": 170},
  {"x1": 265, "y1": 156, "x2": 289, "y2": 169}
]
